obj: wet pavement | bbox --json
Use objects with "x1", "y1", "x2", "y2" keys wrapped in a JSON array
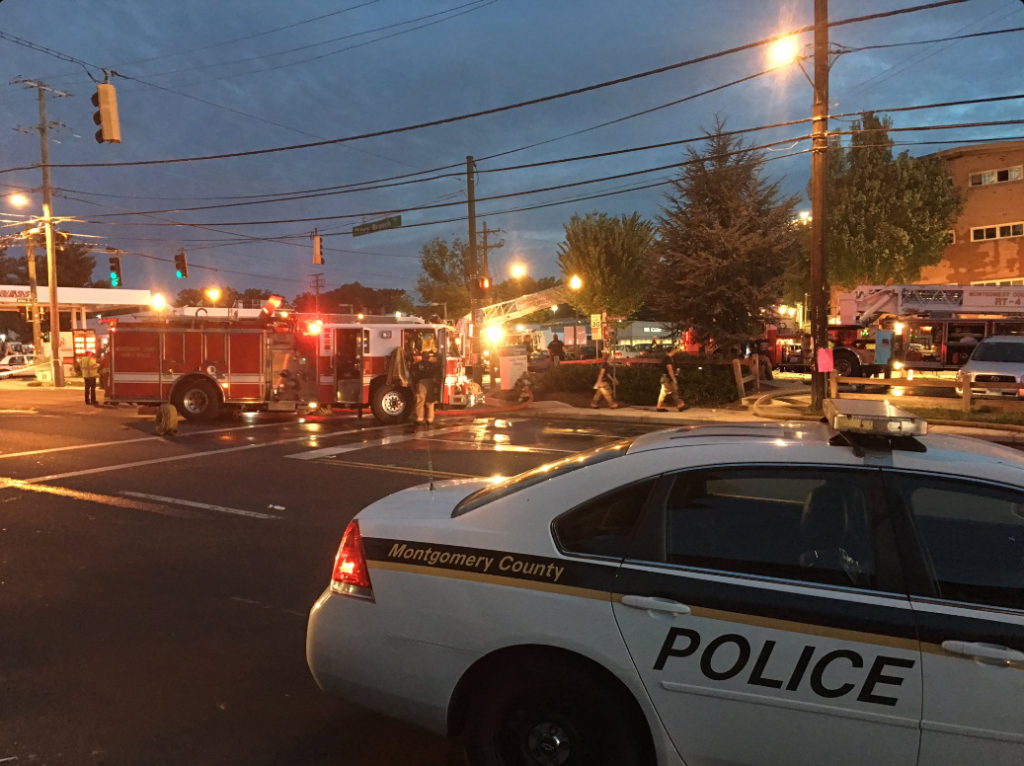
[{"x1": 0, "y1": 385, "x2": 656, "y2": 766}]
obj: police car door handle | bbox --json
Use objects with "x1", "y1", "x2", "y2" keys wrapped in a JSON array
[
  {"x1": 941, "y1": 640, "x2": 1024, "y2": 665},
  {"x1": 620, "y1": 595, "x2": 691, "y2": 616}
]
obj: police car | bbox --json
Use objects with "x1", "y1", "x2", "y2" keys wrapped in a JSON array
[{"x1": 306, "y1": 401, "x2": 1024, "y2": 766}]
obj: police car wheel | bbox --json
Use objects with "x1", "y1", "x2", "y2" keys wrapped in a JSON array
[{"x1": 463, "y1": 663, "x2": 646, "y2": 766}]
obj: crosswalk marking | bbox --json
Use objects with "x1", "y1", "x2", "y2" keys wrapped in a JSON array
[{"x1": 285, "y1": 425, "x2": 473, "y2": 460}]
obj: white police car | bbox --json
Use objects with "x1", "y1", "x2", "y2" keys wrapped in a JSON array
[{"x1": 306, "y1": 401, "x2": 1024, "y2": 766}]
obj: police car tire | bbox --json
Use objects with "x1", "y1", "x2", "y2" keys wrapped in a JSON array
[{"x1": 461, "y1": 661, "x2": 648, "y2": 766}]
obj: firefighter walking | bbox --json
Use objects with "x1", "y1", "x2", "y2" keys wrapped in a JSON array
[
  {"x1": 591, "y1": 351, "x2": 619, "y2": 409},
  {"x1": 80, "y1": 351, "x2": 100, "y2": 406}
]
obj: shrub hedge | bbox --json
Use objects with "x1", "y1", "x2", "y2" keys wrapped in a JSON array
[{"x1": 540, "y1": 361, "x2": 738, "y2": 407}]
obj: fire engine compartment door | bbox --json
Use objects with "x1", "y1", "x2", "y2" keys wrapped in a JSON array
[{"x1": 333, "y1": 328, "x2": 366, "y2": 404}]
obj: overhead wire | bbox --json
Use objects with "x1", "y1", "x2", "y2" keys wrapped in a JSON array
[{"x1": 0, "y1": 0, "x2": 974, "y2": 175}]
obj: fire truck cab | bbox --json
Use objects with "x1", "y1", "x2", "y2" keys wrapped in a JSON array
[{"x1": 318, "y1": 318, "x2": 470, "y2": 424}]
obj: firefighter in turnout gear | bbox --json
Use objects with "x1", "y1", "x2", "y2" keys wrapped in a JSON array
[
  {"x1": 80, "y1": 351, "x2": 100, "y2": 406},
  {"x1": 411, "y1": 349, "x2": 442, "y2": 426}
]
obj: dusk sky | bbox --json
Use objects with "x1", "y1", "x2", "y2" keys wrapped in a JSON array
[{"x1": 2, "y1": 0, "x2": 1022, "y2": 300}]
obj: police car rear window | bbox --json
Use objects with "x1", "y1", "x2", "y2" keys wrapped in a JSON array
[{"x1": 452, "y1": 439, "x2": 635, "y2": 517}]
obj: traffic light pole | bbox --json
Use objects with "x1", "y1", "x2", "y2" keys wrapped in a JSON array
[
  {"x1": 809, "y1": 0, "x2": 829, "y2": 411},
  {"x1": 466, "y1": 155, "x2": 482, "y2": 385},
  {"x1": 38, "y1": 87, "x2": 64, "y2": 387}
]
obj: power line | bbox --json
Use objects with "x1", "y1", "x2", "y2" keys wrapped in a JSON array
[
  {"x1": 0, "y1": 0, "x2": 971, "y2": 175},
  {"x1": 41, "y1": 0, "x2": 382, "y2": 78},
  {"x1": 101, "y1": 1, "x2": 493, "y2": 87},
  {"x1": 844, "y1": 23, "x2": 1024, "y2": 52}
]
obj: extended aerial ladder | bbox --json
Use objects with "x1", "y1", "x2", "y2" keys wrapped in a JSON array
[
  {"x1": 455, "y1": 285, "x2": 568, "y2": 335},
  {"x1": 840, "y1": 284, "x2": 1024, "y2": 325}
]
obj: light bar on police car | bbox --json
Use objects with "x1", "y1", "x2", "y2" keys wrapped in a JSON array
[{"x1": 823, "y1": 399, "x2": 927, "y2": 436}]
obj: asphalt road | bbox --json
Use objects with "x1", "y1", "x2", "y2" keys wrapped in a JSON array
[{"x1": 0, "y1": 384, "x2": 651, "y2": 766}]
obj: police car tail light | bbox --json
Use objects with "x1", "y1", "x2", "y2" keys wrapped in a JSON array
[{"x1": 331, "y1": 520, "x2": 374, "y2": 600}]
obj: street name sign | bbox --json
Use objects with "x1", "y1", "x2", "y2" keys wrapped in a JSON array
[{"x1": 353, "y1": 215, "x2": 402, "y2": 237}]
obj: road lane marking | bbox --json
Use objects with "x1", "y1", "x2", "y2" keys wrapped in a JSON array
[
  {"x1": 285, "y1": 425, "x2": 474, "y2": 460},
  {"x1": 230, "y1": 596, "x2": 306, "y2": 617},
  {"x1": 0, "y1": 418, "x2": 340, "y2": 460},
  {"x1": 5, "y1": 423, "x2": 408, "y2": 484},
  {"x1": 0, "y1": 479, "x2": 192, "y2": 517},
  {"x1": 122, "y1": 491, "x2": 280, "y2": 519},
  {"x1": 319, "y1": 459, "x2": 481, "y2": 480},
  {"x1": 411, "y1": 436, "x2": 576, "y2": 454}
]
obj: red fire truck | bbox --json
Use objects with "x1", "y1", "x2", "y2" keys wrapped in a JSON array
[{"x1": 108, "y1": 308, "x2": 471, "y2": 423}]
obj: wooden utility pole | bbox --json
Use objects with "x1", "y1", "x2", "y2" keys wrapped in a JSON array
[
  {"x1": 809, "y1": 0, "x2": 830, "y2": 411},
  {"x1": 310, "y1": 273, "x2": 326, "y2": 314},
  {"x1": 466, "y1": 156, "x2": 481, "y2": 383}
]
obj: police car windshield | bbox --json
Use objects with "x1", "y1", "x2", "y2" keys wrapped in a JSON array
[
  {"x1": 971, "y1": 341, "x2": 1024, "y2": 363},
  {"x1": 452, "y1": 439, "x2": 635, "y2": 517}
]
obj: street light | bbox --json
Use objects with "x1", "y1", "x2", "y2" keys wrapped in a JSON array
[
  {"x1": 569, "y1": 274, "x2": 583, "y2": 355},
  {"x1": 205, "y1": 287, "x2": 221, "y2": 305},
  {"x1": 8, "y1": 193, "x2": 29, "y2": 208},
  {"x1": 767, "y1": 35, "x2": 801, "y2": 69},
  {"x1": 510, "y1": 263, "x2": 527, "y2": 279},
  {"x1": 151, "y1": 293, "x2": 167, "y2": 311}
]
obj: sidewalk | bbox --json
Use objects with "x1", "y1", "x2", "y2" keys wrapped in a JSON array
[{"x1": 525, "y1": 400, "x2": 1024, "y2": 444}]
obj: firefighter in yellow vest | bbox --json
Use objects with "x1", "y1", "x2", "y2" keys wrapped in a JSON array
[{"x1": 80, "y1": 351, "x2": 100, "y2": 406}]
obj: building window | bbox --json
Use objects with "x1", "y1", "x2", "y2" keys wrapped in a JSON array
[
  {"x1": 971, "y1": 223, "x2": 1023, "y2": 242},
  {"x1": 969, "y1": 165, "x2": 1023, "y2": 187}
]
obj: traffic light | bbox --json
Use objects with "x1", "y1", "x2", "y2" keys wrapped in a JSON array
[
  {"x1": 109, "y1": 256, "x2": 122, "y2": 288},
  {"x1": 313, "y1": 234, "x2": 324, "y2": 265},
  {"x1": 478, "y1": 277, "x2": 491, "y2": 291},
  {"x1": 174, "y1": 248, "x2": 188, "y2": 279},
  {"x1": 91, "y1": 83, "x2": 122, "y2": 144}
]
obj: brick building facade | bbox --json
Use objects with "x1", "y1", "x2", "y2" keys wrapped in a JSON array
[{"x1": 919, "y1": 140, "x2": 1024, "y2": 285}]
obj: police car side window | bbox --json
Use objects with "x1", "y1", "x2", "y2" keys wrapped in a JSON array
[
  {"x1": 554, "y1": 480, "x2": 657, "y2": 559},
  {"x1": 657, "y1": 468, "x2": 877, "y2": 589},
  {"x1": 894, "y1": 474, "x2": 1024, "y2": 611}
]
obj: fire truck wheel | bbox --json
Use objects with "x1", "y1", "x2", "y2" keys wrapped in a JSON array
[
  {"x1": 832, "y1": 350, "x2": 861, "y2": 378},
  {"x1": 172, "y1": 378, "x2": 222, "y2": 422},
  {"x1": 370, "y1": 384, "x2": 410, "y2": 424}
]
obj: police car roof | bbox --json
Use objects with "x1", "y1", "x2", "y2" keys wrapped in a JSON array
[
  {"x1": 627, "y1": 421, "x2": 1024, "y2": 470},
  {"x1": 627, "y1": 422, "x2": 833, "y2": 453}
]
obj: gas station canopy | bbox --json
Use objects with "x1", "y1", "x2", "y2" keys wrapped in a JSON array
[{"x1": 0, "y1": 284, "x2": 154, "y2": 316}]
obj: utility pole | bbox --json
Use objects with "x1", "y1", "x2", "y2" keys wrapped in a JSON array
[
  {"x1": 13, "y1": 78, "x2": 70, "y2": 386},
  {"x1": 310, "y1": 273, "x2": 326, "y2": 314},
  {"x1": 479, "y1": 222, "x2": 504, "y2": 283},
  {"x1": 24, "y1": 224, "x2": 43, "y2": 354},
  {"x1": 466, "y1": 156, "x2": 481, "y2": 383},
  {"x1": 809, "y1": 0, "x2": 830, "y2": 411}
]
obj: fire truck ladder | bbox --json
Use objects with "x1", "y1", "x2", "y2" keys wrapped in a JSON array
[
  {"x1": 474, "y1": 285, "x2": 569, "y2": 328},
  {"x1": 851, "y1": 285, "x2": 966, "y2": 324}
]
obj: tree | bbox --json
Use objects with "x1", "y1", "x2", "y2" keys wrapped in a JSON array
[
  {"x1": 415, "y1": 237, "x2": 471, "y2": 318},
  {"x1": 174, "y1": 288, "x2": 207, "y2": 307},
  {"x1": 650, "y1": 120, "x2": 799, "y2": 350},
  {"x1": 293, "y1": 282, "x2": 413, "y2": 315},
  {"x1": 824, "y1": 112, "x2": 963, "y2": 289},
  {"x1": 557, "y1": 211, "x2": 655, "y2": 317}
]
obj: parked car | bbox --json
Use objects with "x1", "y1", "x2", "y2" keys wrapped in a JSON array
[
  {"x1": 0, "y1": 354, "x2": 36, "y2": 378},
  {"x1": 527, "y1": 351, "x2": 552, "y2": 373},
  {"x1": 956, "y1": 334, "x2": 1024, "y2": 397}
]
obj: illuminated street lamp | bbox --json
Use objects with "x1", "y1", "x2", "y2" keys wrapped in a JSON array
[
  {"x1": 510, "y1": 263, "x2": 527, "y2": 279},
  {"x1": 151, "y1": 292, "x2": 167, "y2": 311},
  {"x1": 767, "y1": 35, "x2": 801, "y2": 69},
  {"x1": 8, "y1": 193, "x2": 29, "y2": 208},
  {"x1": 205, "y1": 287, "x2": 221, "y2": 305}
]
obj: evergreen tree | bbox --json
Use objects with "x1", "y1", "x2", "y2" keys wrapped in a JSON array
[
  {"x1": 824, "y1": 112, "x2": 963, "y2": 288},
  {"x1": 651, "y1": 120, "x2": 799, "y2": 350},
  {"x1": 557, "y1": 211, "x2": 655, "y2": 317}
]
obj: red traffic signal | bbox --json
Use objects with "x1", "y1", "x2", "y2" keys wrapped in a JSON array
[{"x1": 478, "y1": 277, "x2": 491, "y2": 290}]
